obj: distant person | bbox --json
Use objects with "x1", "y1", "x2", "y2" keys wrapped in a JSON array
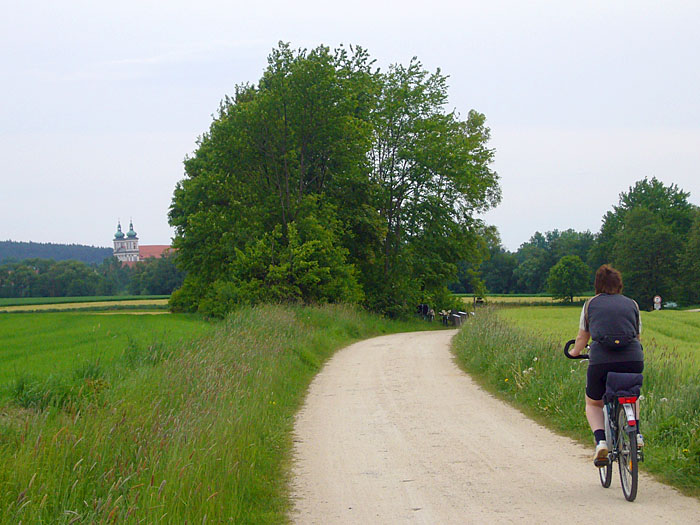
[{"x1": 568, "y1": 264, "x2": 643, "y2": 465}]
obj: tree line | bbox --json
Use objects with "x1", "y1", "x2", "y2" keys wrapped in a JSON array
[
  {"x1": 0, "y1": 240, "x2": 113, "y2": 265},
  {"x1": 0, "y1": 255, "x2": 185, "y2": 298},
  {"x1": 169, "y1": 43, "x2": 500, "y2": 317},
  {"x1": 469, "y1": 177, "x2": 700, "y2": 308}
]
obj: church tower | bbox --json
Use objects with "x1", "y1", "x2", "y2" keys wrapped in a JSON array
[{"x1": 113, "y1": 220, "x2": 140, "y2": 262}]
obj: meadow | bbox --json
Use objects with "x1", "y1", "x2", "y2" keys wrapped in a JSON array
[
  {"x1": 453, "y1": 306, "x2": 700, "y2": 495},
  {"x1": 459, "y1": 294, "x2": 591, "y2": 305},
  {"x1": 0, "y1": 304, "x2": 436, "y2": 523},
  {"x1": 498, "y1": 306, "x2": 700, "y2": 359},
  {"x1": 0, "y1": 312, "x2": 211, "y2": 392}
]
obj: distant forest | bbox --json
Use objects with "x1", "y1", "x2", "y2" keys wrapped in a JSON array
[
  {"x1": 452, "y1": 177, "x2": 700, "y2": 309},
  {"x1": 0, "y1": 240, "x2": 113, "y2": 265}
]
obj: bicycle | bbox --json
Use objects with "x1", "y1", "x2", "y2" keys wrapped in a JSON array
[{"x1": 564, "y1": 339, "x2": 644, "y2": 501}]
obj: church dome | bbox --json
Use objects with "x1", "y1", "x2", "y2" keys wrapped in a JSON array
[
  {"x1": 114, "y1": 222, "x2": 125, "y2": 239},
  {"x1": 126, "y1": 220, "x2": 137, "y2": 238}
]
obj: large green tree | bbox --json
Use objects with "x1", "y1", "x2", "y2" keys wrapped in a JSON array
[
  {"x1": 169, "y1": 44, "x2": 375, "y2": 314},
  {"x1": 590, "y1": 177, "x2": 694, "y2": 269},
  {"x1": 546, "y1": 255, "x2": 590, "y2": 302},
  {"x1": 612, "y1": 207, "x2": 680, "y2": 308},
  {"x1": 169, "y1": 44, "x2": 500, "y2": 316},
  {"x1": 366, "y1": 60, "x2": 499, "y2": 313},
  {"x1": 676, "y1": 213, "x2": 700, "y2": 305}
]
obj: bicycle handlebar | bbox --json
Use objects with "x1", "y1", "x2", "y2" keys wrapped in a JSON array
[{"x1": 564, "y1": 339, "x2": 589, "y2": 360}]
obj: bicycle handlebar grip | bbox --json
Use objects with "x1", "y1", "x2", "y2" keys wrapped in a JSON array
[{"x1": 564, "y1": 339, "x2": 589, "y2": 360}]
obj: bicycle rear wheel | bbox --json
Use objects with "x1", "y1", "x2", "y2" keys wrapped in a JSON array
[
  {"x1": 617, "y1": 406, "x2": 638, "y2": 501},
  {"x1": 599, "y1": 462, "x2": 612, "y2": 488}
]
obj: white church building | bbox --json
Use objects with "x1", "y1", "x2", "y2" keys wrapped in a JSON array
[{"x1": 113, "y1": 221, "x2": 170, "y2": 265}]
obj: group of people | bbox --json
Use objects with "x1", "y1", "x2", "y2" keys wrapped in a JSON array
[{"x1": 416, "y1": 303, "x2": 435, "y2": 322}]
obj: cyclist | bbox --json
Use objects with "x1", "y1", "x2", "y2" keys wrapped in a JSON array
[{"x1": 568, "y1": 264, "x2": 643, "y2": 465}]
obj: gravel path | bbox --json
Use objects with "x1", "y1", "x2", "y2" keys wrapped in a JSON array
[{"x1": 290, "y1": 330, "x2": 700, "y2": 524}]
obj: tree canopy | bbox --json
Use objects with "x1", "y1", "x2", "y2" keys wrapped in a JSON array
[
  {"x1": 546, "y1": 255, "x2": 590, "y2": 302},
  {"x1": 169, "y1": 43, "x2": 500, "y2": 317}
]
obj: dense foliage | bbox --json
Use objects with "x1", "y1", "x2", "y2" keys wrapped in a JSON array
[
  {"x1": 169, "y1": 43, "x2": 500, "y2": 317},
  {"x1": 0, "y1": 255, "x2": 184, "y2": 298},
  {"x1": 477, "y1": 177, "x2": 700, "y2": 308},
  {"x1": 546, "y1": 255, "x2": 589, "y2": 302},
  {"x1": 0, "y1": 240, "x2": 112, "y2": 265}
]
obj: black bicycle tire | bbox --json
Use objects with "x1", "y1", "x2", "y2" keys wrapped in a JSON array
[{"x1": 617, "y1": 405, "x2": 638, "y2": 501}]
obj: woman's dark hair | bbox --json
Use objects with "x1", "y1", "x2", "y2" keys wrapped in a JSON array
[{"x1": 594, "y1": 264, "x2": 623, "y2": 295}]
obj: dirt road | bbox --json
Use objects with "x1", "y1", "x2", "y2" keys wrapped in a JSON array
[{"x1": 290, "y1": 330, "x2": 700, "y2": 524}]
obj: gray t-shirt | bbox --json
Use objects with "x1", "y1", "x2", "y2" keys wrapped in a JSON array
[{"x1": 579, "y1": 293, "x2": 644, "y2": 365}]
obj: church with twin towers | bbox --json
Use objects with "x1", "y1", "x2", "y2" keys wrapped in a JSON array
[{"x1": 112, "y1": 220, "x2": 170, "y2": 265}]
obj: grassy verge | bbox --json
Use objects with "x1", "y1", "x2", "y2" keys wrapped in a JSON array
[
  {"x1": 452, "y1": 307, "x2": 700, "y2": 497},
  {"x1": 0, "y1": 304, "x2": 437, "y2": 523}
]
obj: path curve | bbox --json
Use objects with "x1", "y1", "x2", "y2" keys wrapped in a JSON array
[{"x1": 290, "y1": 330, "x2": 700, "y2": 524}]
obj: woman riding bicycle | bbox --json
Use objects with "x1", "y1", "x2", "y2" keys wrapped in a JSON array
[{"x1": 569, "y1": 264, "x2": 643, "y2": 465}]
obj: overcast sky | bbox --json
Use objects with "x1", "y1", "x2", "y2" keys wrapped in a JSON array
[{"x1": 2, "y1": 1, "x2": 699, "y2": 251}]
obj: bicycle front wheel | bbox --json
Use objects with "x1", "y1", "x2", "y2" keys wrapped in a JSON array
[{"x1": 617, "y1": 405, "x2": 638, "y2": 501}]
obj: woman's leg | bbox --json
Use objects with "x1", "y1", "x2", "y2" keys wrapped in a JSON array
[{"x1": 585, "y1": 395, "x2": 605, "y2": 432}]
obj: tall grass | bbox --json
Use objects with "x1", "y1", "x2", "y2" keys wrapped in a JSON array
[
  {"x1": 452, "y1": 307, "x2": 700, "y2": 496},
  {"x1": 0, "y1": 304, "x2": 435, "y2": 523}
]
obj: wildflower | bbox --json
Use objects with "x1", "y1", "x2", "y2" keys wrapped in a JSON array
[
  {"x1": 683, "y1": 449, "x2": 690, "y2": 453},
  {"x1": 660, "y1": 397, "x2": 668, "y2": 403},
  {"x1": 533, "y1": 357, "x2": 538, "y2": 362},
  {"x1": 504, "y1": 378, "x2": 509, "y2": 382},
  {"x1": 639, "y1": 395, "x2": 645, "y2": 401}
]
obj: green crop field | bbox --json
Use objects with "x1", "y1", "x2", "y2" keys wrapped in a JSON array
[
  {"x1": 0, "y1": 295, "x2": 169, "y2": 307},
  {"x1": 459, "y1": 294, "x2": 592, "y2": 305},
  {"x1": 453, "y1": 305, "x2": 700, "y2": 496},
  {"x1": 0, "y1": 312, "x2": 212, "y2": 394},
  {"x1": 498, "y1": 306, "x2": 700, "y2": 359}
]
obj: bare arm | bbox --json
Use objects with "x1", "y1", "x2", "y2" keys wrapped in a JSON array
[{"x1": 570, "y1": 329, "x2": 590, "y2": 357}]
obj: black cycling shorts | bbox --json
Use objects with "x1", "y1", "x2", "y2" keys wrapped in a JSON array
[{"x1": 586, "y1": 361, "x2": 644, "y2": 401}]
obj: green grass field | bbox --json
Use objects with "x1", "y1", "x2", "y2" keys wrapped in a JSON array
[
  {"x1": 459, "y1": 294, "x2": 592, "y2": 305},
  {"x1": 453, "y1": 306, "x2": 700, "y2": 496},
  {"x1": 0, "y1": 305, "x2": 437, "y2": 523},
  {"x1": 0, "y1": 312, "x2": 212, "y2": 393},
  {"x1": 498, "y1": 306, "x2": 700, "y2": 359}
]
